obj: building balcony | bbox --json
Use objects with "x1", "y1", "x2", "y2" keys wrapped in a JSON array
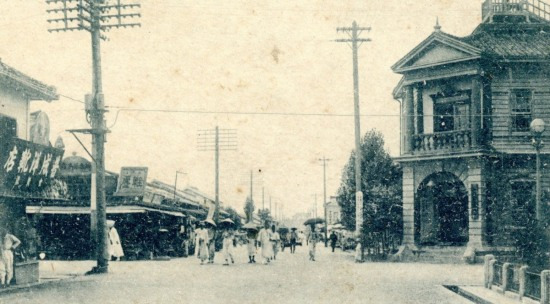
[
  {"x1": 411, "y1": 130, "x2": 473, "y2": 154},
  {"x1": 482, "y1": 0, "x2": 550, "y2": 22}
]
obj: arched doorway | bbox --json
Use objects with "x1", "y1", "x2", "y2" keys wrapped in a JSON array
[{"x1": 415, "y1": 172, "x2": 469, "y2": 246}]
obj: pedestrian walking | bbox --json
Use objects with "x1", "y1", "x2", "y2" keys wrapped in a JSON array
[
  {"x1": 107, "y1": 220, "x2": 124, "y2": 261},
  {"x1": 0, "y1": 229, "x2": 20, "y2": 286},
  {"x1": 257, "y1": 221, "x2": 273, "y2": 265},
  {"x1": 196, "y1": 222, "x2": 209, "y2": 265},
  {"x1": 222, "y1": 229, "x2": 235, "y2": 265},
  {"x1": 329, "y1": 231, "x2": 338, "y2": 253},
  {"x1": 270, "y1": 225, "x2": 280, "y2": 261},
  {"x1": 289, "y1": 228, "x2": 298, "y2": 254},
  {"x1": 205, "y1": 219, "x2": 217, "y2": 264},
  {"x1": 246, "y1": 229, "x2": 257, "y2": 263},
  {"x1": 308, "y1": 228, "x2": 318, "y2": 261}
]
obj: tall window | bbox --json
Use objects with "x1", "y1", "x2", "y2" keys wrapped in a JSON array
[
  {"x1": 432, "y1": 91, "x2": 471, "y2": 133},
  {"x1": 510, "y1": 89, "x2": 532, "y2": 132},
  {"x1": 433, "y1": 103, "x2": 470, "y2": 132}
]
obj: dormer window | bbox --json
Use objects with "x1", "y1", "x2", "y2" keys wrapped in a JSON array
[{"x1": 510, "y1": 89, "x2": 532, "y2": 132}]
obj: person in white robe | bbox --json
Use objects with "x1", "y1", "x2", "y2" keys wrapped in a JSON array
[
  {"x1": 222, "y1": 229, "x2": 235, "y2": 265},
  {"x1": 246, "y1": 230, "x2": 257, "y2": 263},
  {"x1": 196, "y1": 223, "x2": 209, "y2": 264},
  {"x1": 107, "y1": 220, "x2": 124, "y2": 261},
  {"x1": 256, "y1": 222, "x2": 273, "y2": 265},
  {"x1": 0, "y1": 229, "x2": 19, "y2": 286}
]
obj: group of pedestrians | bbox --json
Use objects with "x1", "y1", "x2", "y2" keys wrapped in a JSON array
[
  {"x1": 195, "y1": 220, "x2": 217, "y2": 265},
  {"x1": 254, "y1": 222, "x2": 281, "y2": 265},
  {"x1": 196, "y1": 220, "x2": 291, "y2": 266}
]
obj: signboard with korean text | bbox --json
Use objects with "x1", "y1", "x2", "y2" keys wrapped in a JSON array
[
  {"x1": 115, "y1": 167, "x2": 148, "y2": 196},
  {"x1": 0, "y1": 137, "x2": 64, "y2": 194}
]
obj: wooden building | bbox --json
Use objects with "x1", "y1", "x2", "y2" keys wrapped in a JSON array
[
  {"x1": 0, "y1": 59, "x2": 63, "y2": 283},
  {"x1": 392, "y1": 0, "x2": 550, "y2": 262}
]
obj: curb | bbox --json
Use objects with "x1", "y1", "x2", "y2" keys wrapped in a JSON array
[{"x1": 0, "y1": 274, "x2": 83, "y2": 296}]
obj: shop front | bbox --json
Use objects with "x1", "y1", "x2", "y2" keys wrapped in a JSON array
[{"x1": 0, "y1": 136, "x2": 65, "y2": 284}]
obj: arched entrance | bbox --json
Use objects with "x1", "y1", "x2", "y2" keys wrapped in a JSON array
[{"x1": 415, "y1": 172, "x2": 469, "y2": 246}]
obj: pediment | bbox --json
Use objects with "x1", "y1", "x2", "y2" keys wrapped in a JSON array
[{"x1": 392, "y1": 32, "x2": 481, "y2": 73}]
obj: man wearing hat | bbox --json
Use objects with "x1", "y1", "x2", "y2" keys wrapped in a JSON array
[{"x1": 205, "y1": 219, "x2": 217, "y2": 264}]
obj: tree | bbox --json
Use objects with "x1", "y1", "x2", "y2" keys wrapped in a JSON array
[
  {"x1": 336, "y1": 130, "x2": 403, "y2": 256},
  {"x1": 243, "y1": 196, "x2": 254, "y2": 223},
  {"x1": 257, "y1": 208, "x2": 272, "y2": 224},
  {"x1": 224, "y1": 206, "x2": 243, "y2": 230}
]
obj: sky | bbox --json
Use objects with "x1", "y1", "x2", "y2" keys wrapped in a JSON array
[{"x1": 0, "y1": 0, "x2": 482, "y2": 217}]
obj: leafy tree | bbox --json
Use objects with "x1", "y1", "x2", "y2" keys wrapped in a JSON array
[
  {"x1": 223, "y1": 206, "x2": 243, "y2": 230},
  {"x1": 486, "y1": 168, "x2": 550, "y2": 269},
  {"x1": 336, "y1": 130, "x2": 403, "y2": 255},
  {"x1": 243, "y1": 196, "x2": 254, "y2": 223},
  {"x1": 257, "y1": 208, "x2": 272, "y2": 224}
]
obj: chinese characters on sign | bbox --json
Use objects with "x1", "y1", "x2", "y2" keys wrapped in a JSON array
[
  {"x1": 0, "y1": 138, "x2": 64, "y2": 193},
  {"x1": 115, "y1": 167, "x2": 148, "y2": 196}
]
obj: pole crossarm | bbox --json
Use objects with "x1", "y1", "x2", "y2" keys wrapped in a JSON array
[{"x1": 46, "y1": 0, "x2": 141, "y2": 39}]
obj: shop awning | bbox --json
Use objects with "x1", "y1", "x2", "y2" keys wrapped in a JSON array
[{"x1": 26, "y1": 205, "x2": 186, "y2": 217}]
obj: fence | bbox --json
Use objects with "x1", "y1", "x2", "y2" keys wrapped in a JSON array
[
  {"x1": 525, "y1": 270, "x2": 541, "y2": 300},
  {"x1": 484, "y1": 255, "x2": 548, "y2": 303},
  {"x1": 507, "y1": 266, "x2": 520, "y2": 293},
  {"x1": 493, "y1": 261, "x2": 503, "y2": 286}
]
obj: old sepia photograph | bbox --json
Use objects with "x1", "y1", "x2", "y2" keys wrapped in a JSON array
[{"x1": 0, "y1": 0, "x2": 548, "y2": 303}]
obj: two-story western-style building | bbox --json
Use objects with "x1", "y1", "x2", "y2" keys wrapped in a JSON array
[{"x1": 392, "y1": 0, "x2": 550, "y2": 262}]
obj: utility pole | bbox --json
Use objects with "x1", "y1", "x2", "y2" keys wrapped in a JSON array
[
  {"x1": 262, "y1": 187, "x2": 265, "y2": 210},
  {"x1": 336, "y1": 21, "x2": 371, "y2": 261},
  {"x1": 197, "y1": 127, "x2": 237, "y2": 223},
  {"x1": 319, "y1": 157, "x2": 331, "y2": 247},
  {"x1": 269, "y1": 195, "x2": 272, "y2": 212},
  {"x1": 47, "y1": 0, "x2": 141, "y2": 274}
]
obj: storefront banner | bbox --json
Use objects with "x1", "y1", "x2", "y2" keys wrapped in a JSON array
[
  {"x1": 0, "y1": 137, "x2": 64, "y2": 193},
  {"x1": 115, "y1": 167, "x2": 148, "y2": 196}
]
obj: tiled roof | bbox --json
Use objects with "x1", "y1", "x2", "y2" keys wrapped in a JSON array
[
  {"x1": 459, "y1": 23, "x2": 550, "y2": 60},
  {"x1": 0, "y1": 60, "x2": 58, "y2": 101}
]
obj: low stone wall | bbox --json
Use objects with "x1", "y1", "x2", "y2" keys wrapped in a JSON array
[{"x1": 14, "y1": 260, "x2": 39, "y2": 285}]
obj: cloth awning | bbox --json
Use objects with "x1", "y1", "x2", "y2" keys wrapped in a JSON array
[{"x1": 26, "y1": 205, "x2": 186, "y2": 217}]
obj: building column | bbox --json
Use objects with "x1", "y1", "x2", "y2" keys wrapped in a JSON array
[
  {"x1": 393, "y1": 165, "x2": 417, "y2": 261},
  {"x1": 414, "y1": 84, "x2": 424, "y2": 135},
  {"x1": 464, "y1": 158, "x2": 486, "y2": 263},
  {"x1": 403, "y1": 86, "x2": 415, "y2": 154},
  {"x1": 471, "y1": 77, "x2": 482, "y2": 148}
]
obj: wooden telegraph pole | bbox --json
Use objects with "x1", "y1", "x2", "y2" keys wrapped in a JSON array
[
  {"x1": 197, "y1": 127, "x2": 237, "y2": 222},
  {"x1": 319, "y1": 157, "x2": 331, "y2": 247},
  {"x1": 336, "y1": 21, "x2": 371, "y2": 261},
  {"x1": 46, "y1": 0, "x2": 141, "y2": 273}
]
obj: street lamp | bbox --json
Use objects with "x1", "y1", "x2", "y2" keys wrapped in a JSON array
[{"x1": 530, "y1": 119, "x2": 545, "y2": 222}]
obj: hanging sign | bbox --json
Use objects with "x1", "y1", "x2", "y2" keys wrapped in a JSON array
[
  {"x1": 0, "y1": 137, "x2": 64, "y2": 193},
  {"x1": 115, "y1": 167, "x2": 148, "y2": 196}
]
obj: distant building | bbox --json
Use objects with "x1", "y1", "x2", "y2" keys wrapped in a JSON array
[
  {"x1": 392, "y1": 0, "x2": 550, "y2": 262},
  {"x1": 325, "y1": 196, "x2": 341, "y2": 226}
]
